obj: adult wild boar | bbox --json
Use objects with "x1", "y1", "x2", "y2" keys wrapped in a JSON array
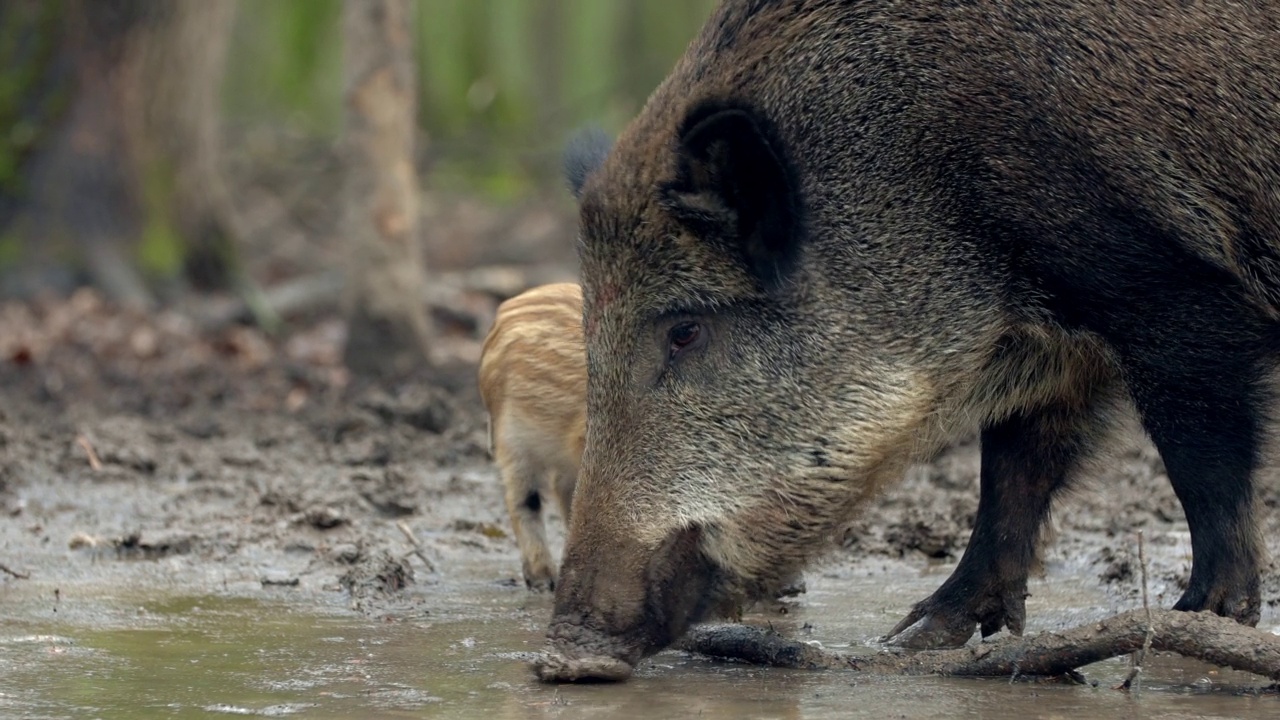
[{"x1": 537, "y1": 0, "x2": 1280, "y2": 682}]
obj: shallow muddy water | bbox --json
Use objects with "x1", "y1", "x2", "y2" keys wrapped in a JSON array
[
  {"x1": 3, "y1": 557, "x2": 1275, "y2": 720},
  {"x1": 2, "y1": 364, "x2": 1277, "y2": 718}
]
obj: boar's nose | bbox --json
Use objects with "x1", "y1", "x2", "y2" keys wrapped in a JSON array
[
  {"x1": 532, "y1": 524, "x2": 718, "y2": 683},
  {"x1": 535, "y1": 623, "x2": 638, "y2": 682}
]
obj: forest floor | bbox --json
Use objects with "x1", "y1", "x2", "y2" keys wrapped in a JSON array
[{"x1": 2, "y1": 192, "x2": 1279, "y2": 716}]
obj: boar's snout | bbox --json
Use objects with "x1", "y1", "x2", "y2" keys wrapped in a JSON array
[
  {"x1": 533, "y1": 524, "x2": 723, "y2": 683},
  {"x1": 535, "y1": 620, "x2": 639, "y2": 682}
]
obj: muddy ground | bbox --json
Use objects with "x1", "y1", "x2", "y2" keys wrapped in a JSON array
[{"x1": 2, "y1": 214, "x2": 1280, "y2": 713}]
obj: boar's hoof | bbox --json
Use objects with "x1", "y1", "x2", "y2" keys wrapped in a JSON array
[
  {"x1": 882, "y1": 587, "x2": 1027, "y2": 650},
  {"x1": 881, "y1": 609, "x2": 981, "y2": 650},
  {"x1": 1173, "y1": 576, "x2": 1262, "y2": 628},
  {"x1": 533, "y1": 650, "x2": 634, "y2": 683}
]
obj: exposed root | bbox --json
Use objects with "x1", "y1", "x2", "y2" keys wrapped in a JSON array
[{"x1": 675, "y1": 609, "x2": 1280, "y2": 683}]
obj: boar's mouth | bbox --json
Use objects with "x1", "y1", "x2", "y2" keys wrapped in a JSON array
[{"x1": 534, "y1": 525, "x2": 733, "y2": 683}]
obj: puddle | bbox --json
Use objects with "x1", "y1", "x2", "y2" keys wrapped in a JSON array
[
  {"x1": 4, "y1": 379, "x2": 1277, "y2": 718},
  {"x1": 1, "y1": 564, "x2": 1274, "y2": 720}
]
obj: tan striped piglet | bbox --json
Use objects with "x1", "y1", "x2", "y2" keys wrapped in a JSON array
[{"x1": 478, "y1": 282, "x2": 586, "y2": 591}]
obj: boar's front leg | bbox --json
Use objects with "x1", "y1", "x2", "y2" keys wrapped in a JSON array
[{"x1": 884, "y1": 397, "x2": 1112, "y2": 649}]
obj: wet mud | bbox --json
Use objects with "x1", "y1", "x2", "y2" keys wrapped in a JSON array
[{"x1": 1, "y1": 287, "x2": 1279, "y2": 717}]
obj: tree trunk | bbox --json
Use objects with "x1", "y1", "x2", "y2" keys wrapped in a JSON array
[
  {"x1": 132, "y1": 0, "x2": 242, "y2": 292},
  {"x1": 25, "y1": 0, "x2": 154, "y2": 309},
  {"x1": 339, "y1": 0, "x2": 431, "y2": 380},
  {"x1": 2, "y1": 0, "x2": 241, "y2": 304}
]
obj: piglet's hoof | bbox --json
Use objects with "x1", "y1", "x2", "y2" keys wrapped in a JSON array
[
  {"x1": 522, "y1": 563, "x2": 557, "y2": 593},
  {"x1": 524, "y1": 575, "x2": 556, "y2": 593}
]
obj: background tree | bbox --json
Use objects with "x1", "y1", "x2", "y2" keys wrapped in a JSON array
[
  {"x1": 339, "y1": 0, "x2": 432, "y2": 380},
  {"x1": 133, "y1": 0, "x2": 242, "y2": 293},
  {"x1": 0, "y1": 0, "x2": 720, "y2": 331},
  {"x1": 0, "y1": 0, "x2": 241, "y2": 306}
]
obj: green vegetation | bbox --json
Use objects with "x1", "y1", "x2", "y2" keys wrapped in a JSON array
[
  {"x1": 0, "y1": 1, "x2": 721, "y2": 279},
  {"x1": 224, "y1": 0, "x2": 719, "y2": 200},
  {"x1": 224, "y1": 0, "x2": 345, "y2": 137},
  {"x1": 0, "y1": 0, "x2": 68, "y2": 195},
  {"x1": 137, "y1": 156, "x2": 184, "y2": 280}
]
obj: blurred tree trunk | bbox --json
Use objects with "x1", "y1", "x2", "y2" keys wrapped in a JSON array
[
  {"x1": 3, "y1": 0, "x2": 240, "y2": 305},
  {"x1": 36, "y1": 0, "x2": 154, "y2": 308},
  {"x1": 340, "y1": 0, "x2": 431, "y2": 379},
  {"x1": 132, "y1": 0, "x2": 242, "y2": 292}
]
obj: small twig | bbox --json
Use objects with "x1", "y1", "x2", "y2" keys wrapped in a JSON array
[
  {"x1": 0, "y1": 561, "x2": 31, "y2": 579},
  {"x1": 75, "y1": 435, "x2": 103, "y2": 471},
  {"x1": 1118, "y1": 530, "x2": 1155, "y2": 692},
  {"x1": 396, "y1": 520, "x2": 435, "y2": 573}
]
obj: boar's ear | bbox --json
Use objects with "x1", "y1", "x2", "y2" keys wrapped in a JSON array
[
  {"x1": 563, "y1": 125, "x2": 614, "y2": 199},
  {"x1": 664, "y1": 101, "x2": 803, "y2": 290}
]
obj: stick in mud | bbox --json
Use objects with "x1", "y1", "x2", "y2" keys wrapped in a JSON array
[
  {"x1": 673, "y1": 608, "x2": 1280, "y2": 684},
  {"x1": 1117, "y1": 530, "x2": 1156, "y2": 693},
  {"x1": 396, "y1": 519, "x2": 436, "y2": 573},
  {"x1": 76, "y1": 435, "x2": 102, "y2": 472}
]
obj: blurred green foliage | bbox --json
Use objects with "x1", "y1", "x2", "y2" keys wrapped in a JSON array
[
  {"x1": 0, "y1": 1, "x2": 720, "y2": 281},
  {"x1": 224, "y1": 0, "x2": 345, "y2": 137},
  {"x1": 138, "y1": 156, "x2": 184, "y2": 280},
  {"x1": 0, "y1": 0, "x2": 69, "y2": 196},
  {"x1": 225, "y1": 0, "x2": 719, "y2": 201}
]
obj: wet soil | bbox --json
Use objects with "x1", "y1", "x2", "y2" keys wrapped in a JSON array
[{"x1": 2, "y1": 272, "x2": 1279, "y2": 716}]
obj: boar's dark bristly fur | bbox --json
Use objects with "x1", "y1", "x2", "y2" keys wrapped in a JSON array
[
  {"x1": 537, "y1": 0, "x2": 1280, "y2": 682},
  {"x1": 662, "y1": 99, "x2": 808, "y2": 290}
]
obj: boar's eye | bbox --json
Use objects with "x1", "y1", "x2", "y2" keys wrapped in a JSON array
[{"x1": 668, "y1": 321, "x2": 703, "y2": 360}]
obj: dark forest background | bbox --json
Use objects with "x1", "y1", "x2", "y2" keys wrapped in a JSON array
[{"x1": 0, "y1": 0, "x2": 716, "y2": 378}]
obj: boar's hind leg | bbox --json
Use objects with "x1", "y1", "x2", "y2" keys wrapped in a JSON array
[
  {"x1": 1113, "y1": 313, "x2": 1271, "y2": 628},
  {"x1": 884, "y1": 398, "x2": 1111, "y2": 650}
]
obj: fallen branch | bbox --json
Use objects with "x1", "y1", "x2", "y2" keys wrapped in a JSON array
[
  {"x1": 0, "y1": 561, "x2": 30, "y2": 579},
  {"x1": 675, "y1": 609, "x2": 1280, "y2": 683}
]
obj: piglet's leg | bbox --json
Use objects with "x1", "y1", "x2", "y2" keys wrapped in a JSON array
[{"x1": 499, "y1": 451, "x2": 558, "y2": 592}]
